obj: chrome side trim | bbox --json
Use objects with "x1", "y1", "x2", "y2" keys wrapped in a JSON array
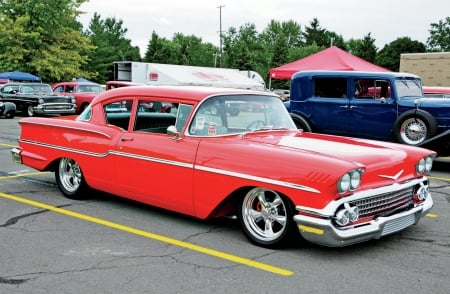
[
  {"x1": 196, "y1": 165, "x2": 320, "y2": 194},
  {"x1": 19, "y1": 139, "x2": 319, "y2": 194}
]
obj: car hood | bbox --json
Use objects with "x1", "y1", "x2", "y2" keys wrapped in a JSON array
[
  {"x1": 403, "y1": 97, "x2": 450, "y2": 108},
  {"x1": 245, "y1": 132, "x2": 410, "y2": 168}
]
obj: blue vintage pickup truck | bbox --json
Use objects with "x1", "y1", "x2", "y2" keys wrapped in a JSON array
[{"x1": 285, "y1": 71, "x2": 450, "y2": 156}]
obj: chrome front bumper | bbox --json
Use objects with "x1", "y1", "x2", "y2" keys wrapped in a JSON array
[
  {"x1": 11, "y1": 147, "x2": 22, "y2": 164},
  {"x1": 293, "y1": 184, "x2": 433, "y2": 247}
]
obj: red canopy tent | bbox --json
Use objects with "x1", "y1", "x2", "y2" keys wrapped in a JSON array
[{"x1": 269, "y1": 46, "x2": 390, "y2": 81}]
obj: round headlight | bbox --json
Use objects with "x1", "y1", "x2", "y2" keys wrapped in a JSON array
[
  {"x1": 349, "y1": 170, "x2": 361, "y2": 190},
  {"x1": 338, "y1": 173, "x2": 351, "y2": 193},
  {"x1": 334, "y1": 209, "x2": 350, "y2": 226},
  {"x1": 425, "y1": 156, "x2": 433, "y2": 173},
  {"x1": 38, "y1": 98, "x2": 45, "y2": 104},
  {"x1": 416, "y1": 158, "x2": 425, "y2": 174},
  {"x1": 72, "y1": 97, "x2": 76, "y2": 104},
  {"x1": 0, "y1": 102, "x2": 4, "y2": 107}
]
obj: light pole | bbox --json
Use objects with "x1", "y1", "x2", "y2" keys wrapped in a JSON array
[{"x1": 217, "y1": 5, "x2": 225, "y2": 67}]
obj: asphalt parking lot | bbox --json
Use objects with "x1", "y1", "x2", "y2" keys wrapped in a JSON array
[{"x1": 1, "y1": 116, "x2": 449, "y2": 294}]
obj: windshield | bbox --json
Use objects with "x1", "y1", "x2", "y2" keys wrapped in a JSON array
[
  {"x1": 395, "y1": 78, "x2": 422, "y2": 98},
  {"x1": 189, "y1": 94, "x2": 297, "y2": 136},
  {"x1": 24, "y1": 84, "x2": 53, "y2": 95}
]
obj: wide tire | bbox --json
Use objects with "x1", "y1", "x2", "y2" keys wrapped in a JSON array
[
  {"x1": 238, "y1": 188, "x2": 296, "y2": 248},
  {"x1": 55, "y1": 157, "x2": 88, "y2": 199},
  {"x1": 393, "y1": 110, "x2": 437, "y2": 145}
]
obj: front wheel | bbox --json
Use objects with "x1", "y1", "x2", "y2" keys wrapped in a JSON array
[
  {"x1": 55, "y1": 157, "x2": 88, "y2": 199},
  {"x1": 25, "y1": 104, "x2": 34, "y2": 117},
  {"x1": 238, "y1": 188, "x2": 295, "y2": 248},
  {"x1": 393, "y1": 111, "x2": 437, "y2": 145}
]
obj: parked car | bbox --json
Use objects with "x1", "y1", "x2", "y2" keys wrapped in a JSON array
[
  {"x1": 422, "y1": 86, "x2": 450, "y2": 98},
  {"x1": 272, "y1": 89, "x2": 290, "y2": 101},
  {"x1": 52, "y1": 81, "x2": 104, "y2": 113},
  {"x1": 285, "y1": 71, "x2": 450, "y2": 156},
  {"x1": 105, "y1": 81, "x2": 142, "y2": 90},
  {"x1": 0, "y1": 100, "x2": 16, "y2": 118},
  {"x1": 11, "y1": 85, "x2": 435, "y2": 248},
  {"x1": 0, "y1": 83, "x2": 76, "y2": 116}
]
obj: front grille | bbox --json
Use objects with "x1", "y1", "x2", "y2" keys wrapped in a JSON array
[
  {"x1": 350, "y1": 186, "x2": 415, "y2": 219},
  {"x1": 44, "y1": 104, "x2": 73, "y2": 110}
]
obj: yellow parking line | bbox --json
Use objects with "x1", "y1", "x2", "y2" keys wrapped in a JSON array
[
  {"x1": 0, "y1": 171, "x2": 51, "y2": 179},
  {"x1": 0, "y1": 142, "x2": 17, "y2": 148},
  {"x1": 0, "y1": 192, "x2": 294, "y2": 277},
  {"x1": 429, "y1": 176, "x2": 450, "y2": 182}
]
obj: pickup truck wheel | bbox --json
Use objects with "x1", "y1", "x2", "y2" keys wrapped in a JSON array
[
  {"x1": 55, "y1": 158, "x2": 88, "y2": 199},
  {"x1": 291, "y1": 113, "x2": 312, "y2": 132},
  {"x1": 393, "y1": 111, "x2": 437, "y2": 145},
  {"x1": 238, "y1": 188, "x2": 295, "y2": 248}
]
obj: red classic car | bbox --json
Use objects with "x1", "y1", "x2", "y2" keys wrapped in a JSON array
[
  {"x1": 52, "y1": 81, "x2": 104, "y2": 113},
  {"x1": 422, "y1": 86, "x2": 450, "y2": 98},
  {"x1": 11, "y1": 86, "x2": 435, "y2": 247}
]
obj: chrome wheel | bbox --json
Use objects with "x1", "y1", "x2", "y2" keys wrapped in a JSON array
[
  {"x1": 26, "y1": 105, "x2": 34, "y2": 117},
  {"x1": 239, "y1": 188, "x2": 291, "y2": 246},
  {"x1": 399, "y1": 117, "x2": 427, "y2": 145},
  {"x1": 57, "y1": 158, "x2": 83, "y2": 196}
]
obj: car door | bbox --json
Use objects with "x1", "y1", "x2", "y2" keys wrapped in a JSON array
[
  {"x1": 112, "y1": 98, "x2": 199, "y2": 215},
  {"x1": 306, "y1": 77, "x2": 351, "y2": 135},
  {"x1": 348, "y1": 79, "x2": 397, "y2": 141}
]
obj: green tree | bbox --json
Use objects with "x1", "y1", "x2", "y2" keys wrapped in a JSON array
[
  {"x1": 346, "y1": 33, "x2": 377, "y2": 62},
  {"x1": 84, "y1": 13, "x2": 141, "y2": 83},
  {"x1": 375, "y1": 37, "x2": 426, "y2": 71},
  {"x1": 427, "y1": 17, "x2": 450, "y2": 52},
  {"x1": 0, "y1": 0, "x2": 94, "y2": 82}
]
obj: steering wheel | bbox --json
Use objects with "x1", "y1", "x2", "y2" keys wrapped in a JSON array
[{"x1": 246, "y1": 120, "x2": 266, "y2": 131}]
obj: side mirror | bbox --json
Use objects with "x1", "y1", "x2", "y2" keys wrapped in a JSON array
[{"x1": 167, "y1": 125, "x2": 181, "y2": 140}]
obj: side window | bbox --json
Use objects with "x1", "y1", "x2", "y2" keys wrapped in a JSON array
[
  {"x1": 104, "y1": 100, "x2": 132, "y2": 130},
  {"x1": 134, "y1": 99, "x2": 177, "y2": 133},
  {"x1": 176, "y1": 104, "x2": 192, "y2": 132},
  {"x1": 53, "y1": 86, "x2": 63, "y2": 93},
  {"x1": 314, "y1": 78, "x2": 347, "y2": 98},
  {"x1": 354, "y1": 79, "x2": 391, "y2": 99}
]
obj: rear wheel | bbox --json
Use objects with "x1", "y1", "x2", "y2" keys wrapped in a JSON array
[
  {"x1": 55, "y1": 158, "x2": 88, "y2": 199},
  {"x1": 291, "y1": 113, "x2": 312, "y2": 132},
  {"x1": 5, "y1": 110, "x2": 15, "y2": 119},
  {"x1": 238, "y1": 187, "x2": 295, "y2": 248}
]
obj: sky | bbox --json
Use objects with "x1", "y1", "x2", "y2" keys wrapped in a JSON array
[{"x1": 78, "y1": 0, "x2": 449, "y2": 56}]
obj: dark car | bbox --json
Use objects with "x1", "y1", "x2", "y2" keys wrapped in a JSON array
[
  {"x1": 0, "y1": 83, "x2": 77, "y2": 116},
  {"x1": 0, "y1": 100, "x2": 16, "y2": 118},
  {"x1": 285, "y1": 71, "x2": 450, "y2": 156}
]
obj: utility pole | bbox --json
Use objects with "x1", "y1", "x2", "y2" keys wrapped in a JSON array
[{"x1": 217, "y1": 5, "x2": 225, "y2": 67}]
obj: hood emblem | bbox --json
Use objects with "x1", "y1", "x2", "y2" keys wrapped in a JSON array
[{"x1": 379, "y1": 170, "x2": 404, "y2": 181}]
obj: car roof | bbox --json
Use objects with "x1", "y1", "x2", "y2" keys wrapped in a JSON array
[
  {"x1": 292, "y1": 70, "x2": 420, "y2": 79},
  {"x1": 93, "y1": 85, "x2": 272, "y2": 104}
]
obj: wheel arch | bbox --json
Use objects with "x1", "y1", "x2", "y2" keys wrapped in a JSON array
[{"x1": 393, "y1": 109, "x2": 438, "y2": 144}]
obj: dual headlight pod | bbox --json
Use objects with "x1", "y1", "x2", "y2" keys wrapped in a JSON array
[
  {"x1": 416, "y1": 156, "x2": 433, "y2": 174},
  {"x1": 337, "y1": 168, "x2": 363, "y2": 194},
  {"x1": 334, "y1": 203, "x2": 360, "y2": 226}
]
